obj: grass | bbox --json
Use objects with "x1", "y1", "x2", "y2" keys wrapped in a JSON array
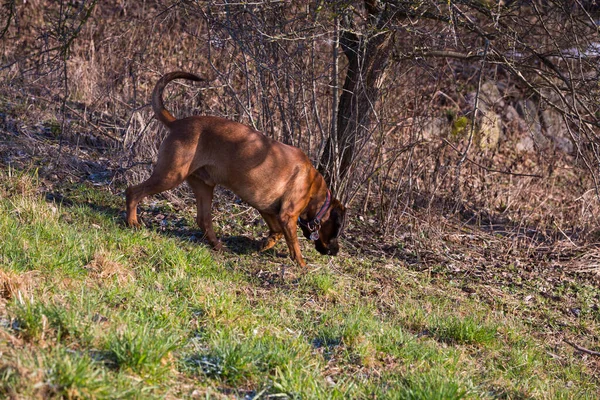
[
  {"x1": 429, "y1": 315, "x2": 498, "y2": 345},
  {"x1": 0, "y1": 168, "x2": 599, "y2": 399}
]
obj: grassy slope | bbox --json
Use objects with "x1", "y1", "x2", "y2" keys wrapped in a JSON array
[{"x1": 0, "y1": 169, "x2": 598, "y2": 399}]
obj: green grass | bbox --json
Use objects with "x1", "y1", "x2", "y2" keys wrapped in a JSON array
[
  {"x1": 42, "y1": 347, "x2": 112, "y2": 399},
  {"x1": 429, "y1": 315, "x2": 498, "y2": 345},
  {"x1": 0, "y1": 168, "x2": 598, "y2": 398},
  {"x1": 106, "y1": 322, "x2": 181, "y2": 378}
]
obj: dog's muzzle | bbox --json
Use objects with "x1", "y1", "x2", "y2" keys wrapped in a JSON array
[{"x1": 315, "y1": 238, "x2": 339, "y2": 256}]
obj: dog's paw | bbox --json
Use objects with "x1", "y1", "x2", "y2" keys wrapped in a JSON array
[
  {"x1": 126, "y1": 220, "x2": 144, "y2": 229},
  {"x1": 212, "y1": 241, "x2": 229, "y2": 253},
  {"x1": 259, "y1": 233, "x2": 282, "y2": 252},
  {"x1": 258, "y1": 239, "x2": 274, "y2": 252}
]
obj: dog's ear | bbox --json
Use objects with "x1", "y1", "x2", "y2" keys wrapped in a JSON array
[{"x1": 329, "y1": 200, "x2": 346, "y2": 238}]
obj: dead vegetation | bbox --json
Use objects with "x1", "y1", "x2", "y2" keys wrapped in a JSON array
[
  {"x1": 83, "y1": 252, "x2": 135, "y2": 286},
  {"x1": 1, "y1": 2, "x2": 599, "y2": 297},
  {"x1": 0, "y1": 270, "x2": 36, "y2": 304}
]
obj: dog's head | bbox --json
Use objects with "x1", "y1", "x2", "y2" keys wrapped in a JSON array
[{"x1": 300, "y1": 199, "x2": 346, "y2": 256}]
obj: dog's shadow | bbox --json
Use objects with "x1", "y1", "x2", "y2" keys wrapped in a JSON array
[
  {"x1": 144, "y1": 226, "x2": 270, "y2": 257},
  {"x1": 45, "y1": 189, "x2": 290, "y2": 264},
  {"x1": 220, "y1": 235, "x2": 259, "y2": 255},
  {"x1": 47, "y1": 191, "x2": 307, "y2": 291}
]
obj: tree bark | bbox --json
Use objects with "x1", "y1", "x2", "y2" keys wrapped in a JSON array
[{"x1": 319, "y1": 2, "x2": 394, "y2": 199}]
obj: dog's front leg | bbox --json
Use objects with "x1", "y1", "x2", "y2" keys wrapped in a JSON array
[{"x1": 278, "y1": 214, "x2": 306, "y2": 267}]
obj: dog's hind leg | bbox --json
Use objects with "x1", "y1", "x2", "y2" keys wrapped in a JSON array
[
  {"x1": 126, "y1": 137, "x2": 197, "y2": 227},
  {"x1": 125, "y1": 169, "x2": 187, "y2": 227},
  {"x1": 186, "y1": 175, "x2": 221, "y2": 251},
  {"x1": 259, "y1": 212, "x2": 283, "y2": 252}
]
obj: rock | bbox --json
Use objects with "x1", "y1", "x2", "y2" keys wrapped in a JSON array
[
  {"x1": 516, "y1": 136, "x2": 535, "y2": 153},
  {"x1": 553, "y1": 136, "x2": 574, "y2": 154},
  {"x1": 478, "y1": 81, "x2": 503, "y2": 113},
  {"x1": 478, "y1": 110, "x2": 502, "y2": 150},
  {"x1": 418, "y1": 117, "x2": 448, "y2": 139},
  {"x1": 541, "y1": 109, "x2": 574, "y2": 154},
  {"x1": 504, "y1": 105, "x2": 520, "y2": 123},
  {"x1": 516, "y1": 100, "x2": 552, "y2": 150}
]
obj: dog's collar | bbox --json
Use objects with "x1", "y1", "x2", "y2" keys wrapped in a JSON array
[{"x1": 298, "y1": 190, "x2": 331, "y2": 239}]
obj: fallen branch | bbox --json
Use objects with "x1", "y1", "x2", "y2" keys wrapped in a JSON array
[{"x1": 564, "y1": 339, "x2": 600, "y2": 356}]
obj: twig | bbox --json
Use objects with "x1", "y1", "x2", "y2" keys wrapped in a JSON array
[
  {"x1": 564, "y1": 339, "x2": 600, "y2": 356},
  {"x1": 442, "y1": 138, "x2": 542, "y2": 178},
  {"x1": 33, "y1": 96, "x2": 123, "y2": 143},
  {"x1": 0, "y1": 0, "x2": 15, "y2": 40},
  {"x1": 153, "y1": 0, "x2": 182, "y2": 19},
  {"x1": 56, "y1": 0, "x2": 69, "y2": 166},
  {"x1": 65, "y1": 104, "x2": 123, "y2": 142},
  {"x1": 554, "y1": 223, "x2": 578, "y2": 248},
  {"x1": 453, "y1": 38, "x2": 489, "y2": 198}
]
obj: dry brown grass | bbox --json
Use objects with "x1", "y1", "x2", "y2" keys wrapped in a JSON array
[
  {"x1": 0, "y1": 270, "x2": 37, "y2": 303},
  {"x1": 0, "y1": 270, "x2": 37, "y2": 349},
  {"x1": 83, "y1": 251, "x2": 135, "y2": 286}
]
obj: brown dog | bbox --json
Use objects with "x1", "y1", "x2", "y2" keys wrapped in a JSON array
[{"x1": 126, "y1": 71, "x2": 346, "y2": 267}]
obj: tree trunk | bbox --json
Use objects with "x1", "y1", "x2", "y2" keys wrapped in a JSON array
[{"x1": 319, "y1": 5, "x2": 394, "y2": 201}]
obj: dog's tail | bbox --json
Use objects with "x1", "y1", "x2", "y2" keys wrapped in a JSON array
[{"x1": 152, "y1": 71, "x2": 204, "y2": 127}]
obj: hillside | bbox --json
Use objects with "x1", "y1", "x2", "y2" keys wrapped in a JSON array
[
  {"x1": 2, "y1": 0, "x2": 600, "y2": 398},
  {"x1": 0, "y1": 166, "x2": 599, "y2": 398}
]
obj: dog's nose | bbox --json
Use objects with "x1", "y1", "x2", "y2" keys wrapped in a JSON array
[
  {"x1": 327, "y1": 240, "x2": 339, "y2": 256},
  {"x1": 327, "y1": 246, "x2": 339, "y2": 256}
]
